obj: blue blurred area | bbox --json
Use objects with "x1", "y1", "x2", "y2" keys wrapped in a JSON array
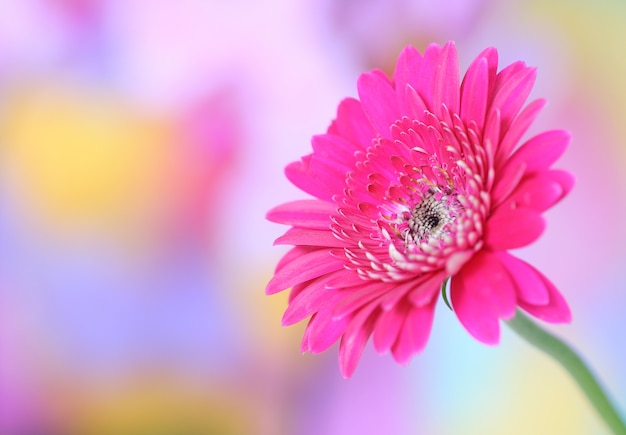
[{"x1": 0, "y1": 1, "x2": 625, "y2": 434}]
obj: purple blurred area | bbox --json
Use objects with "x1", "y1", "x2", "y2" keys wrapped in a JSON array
[{"x1": 0, "y1": 1, "x2": 625, "y2": 434}]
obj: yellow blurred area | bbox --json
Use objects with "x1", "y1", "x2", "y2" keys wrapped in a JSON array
[
  {"x1": 64, "y1": 373, "x2": 258, "y2": 435},
  {"x1": 0, "y1": 82, "x2": 175, "y2": 230},
  {"x1": 473, "y1": 349, "x2": 597, "y2": 435}
]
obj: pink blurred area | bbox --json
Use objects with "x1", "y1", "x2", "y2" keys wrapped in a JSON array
[{"x1": 0, "y1": 1, "x2": 625, "y2": 434}]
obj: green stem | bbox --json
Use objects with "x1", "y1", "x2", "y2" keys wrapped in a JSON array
[{"x1": 506, "y1": 309, "x2": 626, "y2": 435}]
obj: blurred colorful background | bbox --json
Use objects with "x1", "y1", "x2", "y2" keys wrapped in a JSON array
[{"x1": 0, "y1": 0, "x2": 625, "y2": 434}]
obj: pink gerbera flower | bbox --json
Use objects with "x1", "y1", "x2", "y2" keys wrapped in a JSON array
[{"x1": 266, "y1": 41, "x2": 574, "y2": 378}]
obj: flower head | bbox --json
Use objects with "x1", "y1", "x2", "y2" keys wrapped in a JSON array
[{"x1": 267, "y1": 41, "x2": 573, "y2": 378}]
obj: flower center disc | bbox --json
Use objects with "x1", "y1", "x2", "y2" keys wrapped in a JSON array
[{"x1": 407, "y1": 189, "x2": 454, "y2": 243}]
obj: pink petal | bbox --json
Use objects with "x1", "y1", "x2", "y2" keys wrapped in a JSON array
[
  {"x1": 445, "y1": 250, "x2": 474, "y2": 276},
  {"x1": 394, "y1": 46, "x2": 424, "y2": 114},
  {"x1": 302, "y1": 299, "x2": 351, "y2": 353},
  {"x1": 282, "y1": 270, "x2": 344, "y2": 326},
  {"x1": 518, "y1": 268, "x2": 572, "y2": 324},
  {"x1": 404, "y1": 84, "x2": 428, "y2": 120},
  {"x1": 394, "y1": 45, "x2": 422, "y2": 88},
  {"x1": 503, "y1": 170, "x2": 573, "y2": 212},
  {"x1": 493, "y1": 60, "x2": 526, "y2": 88},
  {"x1": 505, "y1": 130, "x2": 571, "y2": 174},
  {"x1": 451, "y1": 251, "x2": 517, "y2": 344},
  {"x1": 373, "y1": 301, "x2": 409, "y2": 353},
  {"x1": 338, "y1": 302, "x2": 380, "y2": 378},
  {"x1": 496, "y1": 252, "x2": 549, "y2": 305},
  {"x1": 325, "y1": 271, "x2": 369, "y2": 289},
  {"x1": 491, "y1": 159, "x2": 526, "y2": 207},
  {"x1": 484, "y1": 206, "x2": 546, "y2": 251},
  {"x1": 390, "y1": 300, "x2": 436, "y2": 364},
  {"x1": 332, "y1": 281, "x2": 390, "y2": 320},
  {"x1": 275, "y1": 246, "x2": 316, "y2": 274},
  {"x1": 287, "y1": 280, "x2": 309, "y2": 304},
  {"x1": 473, "y1": 46, "x2": 499, "y2": 96},
  {"x1": 496, "y1": 98, "x2": 546, "y2": 169},
  {"x1": 407, "y1": 271, "x2": 446, "y2": 306},
  {"x1": 357, "y1": 71, "x2": 401, "y2": 139},
  {"x1": 311, "y1": 134, "x2": 360, "y2": 168},
  {"x1": 285, "y1": 156, "x2": 346, "y2": 202},
  {"x1": 266, "y1": 200, "x2": 336, "y2": 229},
  {"x1": 549, "y1": 169, "x2": 576, "y2": 197},
  {"x1": 483, "y1": 108, "x2": 501, "y2": 160},
  {"x1": 356, "y1": 201, "x2": 381, "y2": 220},
  {"x1": 490, "y1": 63, "x2": 536, "y2": 133},
  {"x1": 379, "y1": 279, "x2": 424, "y2": 311},
  {"x1": 328, "y1": 98, "x2": 376, "y2": 151},
  {"x1": 274, "y1": 227, "x2": 344, "y2": 247},
  {"x1": 266, "y1": 248, "x2": 344, "y2": 295},
  {"x1": 460, "y1": 57, "x2": 489, "y2": 127},
  {"x1": 415, "y1": 43, "x2": 443, "y2": 109},
  {"x1": 432, "y1": 41, "x2": 460, "y2": 116}
]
